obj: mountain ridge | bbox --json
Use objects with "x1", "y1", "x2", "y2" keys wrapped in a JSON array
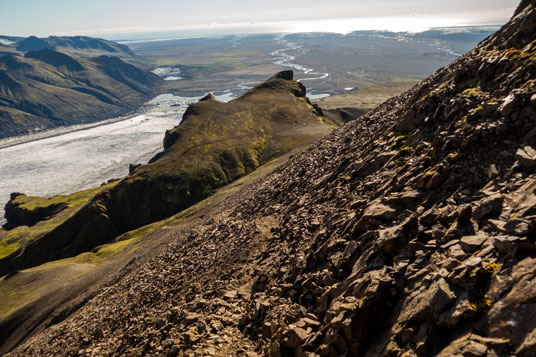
[
  {"x1": 0, "y1": 70, "x2": 333, "y2": 278},
  {"x1": 13, "y1": 35, "x2": 139, "y2": 61},
  {"x1": 0, "y1": 48, "x2": 161, "y2": 138}
]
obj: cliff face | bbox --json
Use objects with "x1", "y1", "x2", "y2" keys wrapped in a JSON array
[
  {"x1": 3, "y1": 2, "x2": 536, "y2": 356},
  {"x1": 0, "y1": 48, "x2": 159, "y2": 138}
]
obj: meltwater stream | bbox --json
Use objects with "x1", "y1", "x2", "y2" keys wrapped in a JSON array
[{"x1": 0, "y1": 94, "x2": 201, "y2": 226}]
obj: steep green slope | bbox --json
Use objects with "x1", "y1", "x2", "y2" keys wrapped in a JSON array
[
  {"x1": 0, "y1": 49, "x2": 161, "y2": 138},
  {"x1": 0, "y1": 70, "x2": 333, "y2": 276}
]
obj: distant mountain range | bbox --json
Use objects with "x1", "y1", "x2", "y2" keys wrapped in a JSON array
[
  {"x1": 0, "y1": 36, "x2": 161, "y2": 138},
  {"x1": 0, "y1": 35, "x2": 143, "y2": 65},
  {"x1": 0, "y1": 48, "x2": 161, "y2": 138}
]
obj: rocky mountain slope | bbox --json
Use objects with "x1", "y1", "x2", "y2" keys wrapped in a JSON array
[
  {"x1": 0, "y1": 71, "x2": 332, "y2": 277},
  {"x1": 0, "y1": 48, "x2": 161, "y2": 138},
  {"x1": 1, "y1": 35, "x2": 141, "y2": 64},
  {"x1": 2, "y1": 1, "x2": 536, "y2": 356}
]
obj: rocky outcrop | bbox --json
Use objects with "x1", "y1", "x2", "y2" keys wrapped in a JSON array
[
  {"x1": 3, "y1": 193, "x2": 67, "y2": 229},
  {"x1": 316, "y1": 106, "x2": 368, "y2": 124},
  {"x1": 4, "y1": 2, "x2": 536, "y2": 356}
]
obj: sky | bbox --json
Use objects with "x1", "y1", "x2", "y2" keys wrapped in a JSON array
[{"x1": 0, "y1": 0, "x2": 521, "y2": 39}]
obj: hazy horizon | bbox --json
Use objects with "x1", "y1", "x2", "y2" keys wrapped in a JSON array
[{"x1": 0, "y1": 0, "x2": 519, "y2": 40}]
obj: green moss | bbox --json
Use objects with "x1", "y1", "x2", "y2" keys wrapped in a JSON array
[
  {"x1": 462, "y1": 87, "x2": 483, "y2": 98},
  {"x1": 388, "y1": 131, "x2": 409, "y2": 139},
  {"x1": 465, "y1": 78, "x2": 481, "y2": 88},
  {"x1": 0, "y1": 242, "x2": 19, "y2": 260}
]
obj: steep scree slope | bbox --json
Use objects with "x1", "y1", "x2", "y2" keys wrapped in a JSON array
[{"x1": 6, "y1": 2, "x2": 536, "y2": 356}]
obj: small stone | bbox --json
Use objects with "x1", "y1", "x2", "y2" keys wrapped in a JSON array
[
  {"x1": 401, "y1": 328, "x2": 414, "y2": 344},
  {"x1": 463, "y1": 256, "x2": 482, "y2": 267},
  {"x1": 385, "y1": 190, "x2": 421, "y2": 205},
  {"x1": 185, "y1": 329, "x2": 201, "y2": 345},
  {"x1": 184, "y1": 313, "x2": 201, "y2": 326},
  {"x1": 166, "y1": 346, "x2": 180, "y2": 357},
  {"x1": 460, "y1": 235, "x2": 487, "y2": 253},
  {"x1": 462, "y1": 341, "x2": 487, "y2": 356},
  {"x1": 398, "y1": 278, "x2": 456, "y2": 323},
  {"x1": 500, "y1": 93, "x2": 516, "y2": 116},
  {"x1": 355, "y1": 203, "x2": 397, "y2": 231},
  {"x1": 438, "y1": 295, "x2": 476, "y2": 327},
  {"x1": 364, "y1": 203, "x2": 397, "y2": 220},
  {"x1": 286, "y1": 327, "x2": 309, "y2": 348},
  {"x1": 505, "y1": 218, "x2": 532, "y2": 236},
  {"x1": 300, "y1": 317, "x2": 321, "y2": 327},
  {"x1": 493, "y1": 235, "x2": 522, "y2": 255},
  {"x1": 270, "y1": 341, "x2": 281, "y2": 357},
  {"x1": 204, "y1": 346, "x2": 216, "y2": 355},
  {"x1": 223, "y1": 290, "x2": 238, "y2": 300},
  {"x1": 457, "y1": 204, "x2": 473, "y2": 225},
  {"x1": 516, "y1": 146, "x2": 536, "y2": 169},
  {"x1": 262, "y1": 322, "x2": 272, "y2": 339},
  {"x1": 473, "y1": 194, "x2": 503, "y2": 220},
  {"x1": 448, "y1": 244, "x2": 466, "y2": 259},
  {"x1": 488, "y1": 164, "x2": 499, "y2": 178}
]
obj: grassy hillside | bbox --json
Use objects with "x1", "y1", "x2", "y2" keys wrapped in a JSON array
[
  {"x1": 0, "y1": 70, "x2": 334, "y2": 277},
  {"x1": 0, "y1": 49, "x2": 161, "y2": 138}
]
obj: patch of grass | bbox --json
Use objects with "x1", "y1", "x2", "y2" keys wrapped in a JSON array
[
  {"x1": 155, "y1": 59, "x2": 182, "y2": 66},
  {"x1": 0, "y1": 237, "x2": 135, "y2": 319}
]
